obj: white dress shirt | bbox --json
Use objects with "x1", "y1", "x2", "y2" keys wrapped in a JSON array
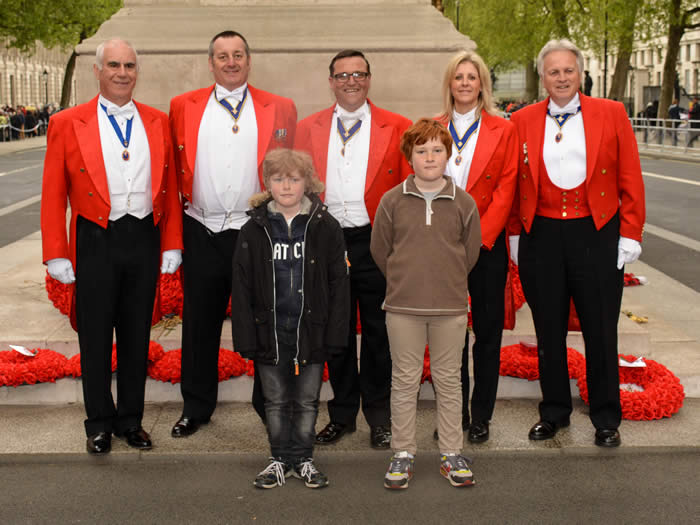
[
  {"x1": 446, "y1": 107, "x2": 481, "y2": 190},
  {"x1": 187, "y1": 83, "x2": 259, "y2": 232},
  {"x1": 97, "y1": 95, "x2": 152, "y2": 221},
  {"x1": 325, "y1": 102, "x2": 371, "y2": 227},
  {"x1": 543, "y1": 93, "x2": 586, "y2": 190}
]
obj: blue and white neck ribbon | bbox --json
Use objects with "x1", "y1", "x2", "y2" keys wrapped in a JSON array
[
  {"x1": 449, "y1": 118, "x2": 479, "y2": 166},
  {"x1": 547, "y1": 106, "x2": 581, "y2": 143},
  {"x1": 337, "y1": 117, "x2": 362, "y2": 156},
  {"x1": 216, "y1": 87, "x2": 248, "y2": 134},
  {"x1": 101, "y1": 103, "x2": 133, "y2": 161}
]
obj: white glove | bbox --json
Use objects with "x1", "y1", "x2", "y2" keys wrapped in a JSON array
[
  {"x1": 508, "y1": 235, "x2": 520, "y2": 265},
  {"x1": 617, "y1": 237, "x2": 641, "y2": 270},
  {"x1": 160, "y1": 249, "x2": 182, "y2": 274},
  {"x1": 47, "y1": 258, "x2": 75, "y2": 284}
]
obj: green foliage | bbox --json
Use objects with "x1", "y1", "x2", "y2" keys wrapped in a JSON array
[{"x1": 0, "y1": 0, "x2": 122, "y2": 52}]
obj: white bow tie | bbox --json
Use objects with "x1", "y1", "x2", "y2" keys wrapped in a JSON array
[
  {"x1": 216, "y1": 85, "x2": 246, "y2": 102},
  {"x1": 337, "y1": 106, "x2": 367, "y2": 123},
  {"x1": 105, "y1": 102, "x2": 135, "y2": 120}
]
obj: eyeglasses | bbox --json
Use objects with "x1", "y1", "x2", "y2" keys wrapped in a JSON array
[{"x1": 332, "y1": 71, "x2": 370, "y2": 82}]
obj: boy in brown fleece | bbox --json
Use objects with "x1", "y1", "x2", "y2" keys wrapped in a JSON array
[{"x1": 370, "y1": 118, "x2": 481, "y2": 489}]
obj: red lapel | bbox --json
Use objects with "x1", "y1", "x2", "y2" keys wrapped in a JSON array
[
  {"x1": 184, "y1": 85, "x2": 213, "y2": 175},
  {"x1": 466, "y1": 110, "x2": 503, "y2": 192},
  {"x1": 580, "y1": 93, "x2": 603, "y2": 186},
  {"x1": 526, "y1": 99, "x2": 548, "y2": 188},
  {"x1": 365, "y1": 100, "x2": 392, "y2": 194},
  {"x1": 73, "y1": 96, "x2": 110, "y2": 206},
  {"x1": 250, "y1": 85, "x2": 274, "y2": 177},
  {"x1": 308, "y1": 106, "x2": 335, "y2": 185},
  {"x1": 135, "y1": 101, "x2": 164, "y2": 201}
]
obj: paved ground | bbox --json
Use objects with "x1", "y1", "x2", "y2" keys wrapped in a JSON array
[{"x1": 2, "y1": 450, "x2": 699, "y2": 524}]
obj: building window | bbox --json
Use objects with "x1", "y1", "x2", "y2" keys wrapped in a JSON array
[
  {"x1": 687, "y1": 45, "x2": 691, "y2": 62},
  {"x1": 657, "y1": 71, "x2": 661, "y2": 85}
]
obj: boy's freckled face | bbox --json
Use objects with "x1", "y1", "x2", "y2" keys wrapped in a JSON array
[
  {"x1": 268, "y1": 170, "x2": 306, "y2": 212},
  {"x1": 410, "y1": 138, "x2": 449, "y2": 184}
]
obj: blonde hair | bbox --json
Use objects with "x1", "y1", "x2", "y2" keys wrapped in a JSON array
[
  {"x1": 438, "y1": 50, "x2": 498, "y2": 123},
  {"x1": 249, "y1": 148, "x2": 324, "y2": 207}
]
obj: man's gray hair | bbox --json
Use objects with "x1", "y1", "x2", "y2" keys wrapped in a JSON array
[
  {"x1": 95, "y1": 38, "x2": 140, "y2": 71},
  {"x1": 536, "y1": 39, "x2": 584, "y2": 76}
]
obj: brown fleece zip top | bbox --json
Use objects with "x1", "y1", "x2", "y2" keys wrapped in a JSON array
[{"x1": 370, "y1": 175, "x2": 482, "y2": 316}]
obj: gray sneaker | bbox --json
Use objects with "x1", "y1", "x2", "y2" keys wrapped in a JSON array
[
  {"x1": 384, "y1": 451, "x2": 415, "y2": 490},
  {"x1": 293, "y1": 458, "x2": 329, "y2": 489},
  {"x1": 254, "y1": 457, "x2": 291, "y2": 489},
  {"x1": 439, "y1": 453, "x2": 475, "y2": 487}
]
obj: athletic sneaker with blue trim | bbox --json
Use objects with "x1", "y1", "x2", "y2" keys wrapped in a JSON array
[
  {"x1": 384, "y1": 451, "x2": 415, "y2": 490},
  {"x1": 440, "y1": 453, "x2": 475, "y2": 487}
]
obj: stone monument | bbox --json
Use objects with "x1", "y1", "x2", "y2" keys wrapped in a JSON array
[{"x1": 75, "y1": 0, "x2": 474, "y2": 120}]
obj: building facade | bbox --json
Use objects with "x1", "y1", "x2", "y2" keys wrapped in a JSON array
[{"x1": 1, "y1": 41, "x2": 74, "y2": 108}]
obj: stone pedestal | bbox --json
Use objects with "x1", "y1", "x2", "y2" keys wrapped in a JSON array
[{"x1": 75, "y1": 0, "x2": 474, "y2": 119}]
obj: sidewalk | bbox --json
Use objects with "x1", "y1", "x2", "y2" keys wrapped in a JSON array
[
  {"x1": 0, "y1": 135, "x2": 46, "y2": 156},
  {"x1": 1, "y1": 398, "x2": 698, "y2": 459}
]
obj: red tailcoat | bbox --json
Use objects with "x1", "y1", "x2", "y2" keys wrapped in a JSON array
[
  {"x1": 41, "y1": 96, "x2": 183, "y2": 266},
  {"x1": 509, "y1": 94, "x2": 645, "y2": 241},
  {"x1": 294, "y1": 100, "x2": 412, "y2": 224},
  {"x1": 168, "y1": 84, "x2": 297, "y2": 202}
]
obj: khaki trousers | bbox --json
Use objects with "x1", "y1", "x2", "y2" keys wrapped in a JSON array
[{"x1": 385, "y1": 312, "x2": 467, "y2": 455}]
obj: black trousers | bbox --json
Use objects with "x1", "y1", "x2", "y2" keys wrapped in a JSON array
[
  {"x1": 180, "y1": 214, "x2": 266, "y2": 421},
  {"x1": 519, "y1": 214, "x2": 623, "y2": 430},
  {"x1": 461, "y1": 231, "x2": 509, "y2": 425},
  {"x1": 325, "y1": 225, "x2": 391, "y2": 427},
  {"x1": 75, "y1": 214, "x2": 159, "y2": 436}
]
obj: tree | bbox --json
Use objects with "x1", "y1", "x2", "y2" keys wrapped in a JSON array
[
  {"x1": 441, "y1": 0, "x2": 576, "y2": 101},
  {"x1": 0, "y1": 0, "x2": 122, "y2": 107},
  {"x1": 658, "y1": 0, "x2": 700, "y2": 119}
]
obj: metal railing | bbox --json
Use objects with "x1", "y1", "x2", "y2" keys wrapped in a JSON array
[
  {"x1": 0, "y1": 121, "x2": 48, "y2": 142},
  {"x1": 631, "y1": 117, "x2": 700, "y2": 156}
]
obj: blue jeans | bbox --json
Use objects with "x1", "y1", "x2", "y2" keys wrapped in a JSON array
[{"x1": 257, "y1": 343, "x2": 323, "y2": 462}]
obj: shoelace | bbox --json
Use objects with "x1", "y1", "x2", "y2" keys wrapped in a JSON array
[
  {"x1": 389, "y1": 455, "x2": 412, "y2": 473},
  {"x1": 298, "y1": 460, "x2": 319, "y2": 479},
  {"x1": 261, "y1": 459, "x2": 287, "y2": 486},
  {"x1": 443, "y1": 454, "x2": 472, "y2": 472}
]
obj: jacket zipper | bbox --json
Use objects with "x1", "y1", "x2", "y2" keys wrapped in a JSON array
[
  {"x1": 262, "y1": 225, "x2": 280, "y2": 366},
  {"x1": 293, "y1": 201, "x2": 320, "y2": 375}
]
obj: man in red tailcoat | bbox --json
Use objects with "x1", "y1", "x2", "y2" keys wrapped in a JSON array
[
  {"x1": 509, "y1": 39, "x2": 645, "y2": 448},
  {"x1": 41, "y1": 38, "x2": 183, "y2": 455},
  {"x1": 295, "y1": 50, "x2": 412, "y2": 448}
]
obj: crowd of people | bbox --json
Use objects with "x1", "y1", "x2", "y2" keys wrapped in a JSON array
[
  {"x1": 39, "y1": 33, "x2": 645, "y2": 492},
  {"x1": 0, "y1": 104, "x2": 57, "y2": 141}
]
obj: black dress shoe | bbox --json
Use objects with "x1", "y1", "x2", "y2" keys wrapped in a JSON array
[
  {"x1": 595, "y1": 428, "x2": 621, "y2": 447},
  {"x1": 171, "y1": 416, "x2": 209, "y2": 438},
  {"x1": 315, "y1": 421, "x2": 356, "y2": 445},
  {"x1": 115, "y1": 427, "x2": 152, "y2": 450},
  {"x1": 528, "y1": 419, "x2": 570, "y2": 441},
  {"x1": 468, "y1": 422, "x2": 490, "y2": 443},
  {"x1": 86, "y1": 432, "x2": 111, "y2": 455},
  {"x1": 370, "y1": 425, "x2": 392, "y2": 449}
]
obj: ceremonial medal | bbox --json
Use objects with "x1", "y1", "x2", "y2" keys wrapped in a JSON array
[
  {"x1": 101, "y1": 104, "x2": 134, "y2": 163},
  {"x1": 449, "y1": 118, "x2": 479, "y2": 167},
  {"x1": 337, "y1": 118, "x2": 362, "y2": 157},
  {"x1": 547, "y1": 106, "x2": 581, "y2": 145},
  {"x1": 216, "y1": 87, "x2": 248, "y2": 135}
]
